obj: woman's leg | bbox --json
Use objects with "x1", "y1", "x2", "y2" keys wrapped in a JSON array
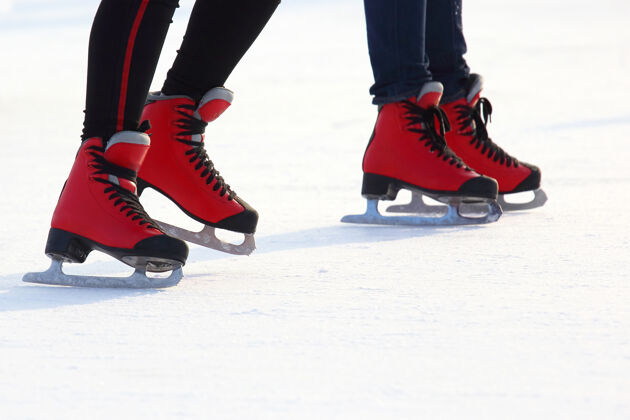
[
  {"x1": 35, "y1": 0, "x2": 189, "y2": 287},
  {"x1": 82, "y1": 0, "x2": 179, "y2": 141},
  {"x1": 161, "y1": 0, "x2": 280, "y2": 102},
  {"x1": 135, "y1": 0, "x2": 280, "y2": 253}
]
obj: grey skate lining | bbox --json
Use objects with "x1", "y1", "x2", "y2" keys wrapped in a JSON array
[
  {"x1": 108, "y1": 175, "x2": 120, "y2": 186},
  {"x1": 417, "y1": 81, "x2": 444, "y2": 100},
  {"x1": 106, "y1": 131, "x2": 150, "y2": 151},
  {"x1": 199, "y1": 87, "x2": 234, "y2": 107},
  {"x1": 466, "y1": 75, "x2": 484, "y2": 103},
  {"x1": 146, "y1": 91, "x2": 193, "y2": 102}
]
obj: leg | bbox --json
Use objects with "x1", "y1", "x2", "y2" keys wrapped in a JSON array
[
  {"x1": 137, "y1": 0, "x2": 280, "y2": 253},
  {"x1": 424, "y1": 1, "x2": 546, "y2": 210},
  {"x1": 346, "y1": 1, "x2": 501, "y2": 225},
  {"x1": 82, "y1": 0, "x2": 179, "y2": 141},
  {"x1": 31, "y1": 0, "x2": 189, "y2": 288},
  {"x1": 425, "y1": 0, "x2": 470, "y2": 102},
  {"x1": 363, "y1": 0, "x2": 432, "y2": 104},
  {"x1": 161, "y1": 0, "x2": 280, "y2": 102}
]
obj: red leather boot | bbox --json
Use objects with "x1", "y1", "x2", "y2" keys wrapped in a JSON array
[
  {"x1": 137, "y1": 87, "x2": 257, "y2": 254},
  {"x1": 24, "y1": 132, "x2": 189, "y2": 288},
  {"x1": 441, "y1": 74, "x2": 547, "y2": 211},
  {"x1": 342, "y1": 82, "x2": 501, "y2": 226}
]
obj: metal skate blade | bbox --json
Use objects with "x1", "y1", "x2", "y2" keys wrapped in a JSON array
[
  {"x1": 498, "y1": 189, "x2": 547, "y2": 211},
  {"x1": 386, "y1": 192, "x2": 500, "y2": 216},
  {"x1": 156, "y1": 220, "x2": 255, "y2": 256},
  {"x1": 341, "y1": 199, "x2": 502, "y2": 226},
  {"x1": 22, "y1": 259, "x2": 182, "y2": 289},
  {"x1": 386, "y1": 192, "x2": 446, "y2": 214}
]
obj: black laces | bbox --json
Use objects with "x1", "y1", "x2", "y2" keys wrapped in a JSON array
[
  {"x1": 173, "y1": 104, "x2": 235, "y2": 200},
  {"x1": 402, "y1": 100, "x2": 468, "y2": 169},
  {"x1": 87, "y1": 144, "x2": 160, "y2": 229},
  {"x1": 453, "y1": 97, "x2": 519, "y2": 167}
]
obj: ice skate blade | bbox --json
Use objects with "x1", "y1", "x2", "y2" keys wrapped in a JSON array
[
  {"x1": 22, "y1": 259, "x2": 182, "y2": 289},
  {"x1": 156, "y1": 220, "x2": 255, "y2": 256},
  {"x1": 388, "y1": 189, "x2": 548, "y2": 213},
  {"x1": 498, "y1": 188, "x2": 547, "y2": 211},
  {"x1": 341, "y1": 199, "x2": 501, "y2": 226},
  {"x1": 386, "y1": 192, "x2": 446, "y2": 214}
]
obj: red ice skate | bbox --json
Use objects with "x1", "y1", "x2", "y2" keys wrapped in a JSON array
[
  {"x1": 23, "y1": 132, "x2": 189, "y2": 288},
  {"x1": 137, "y1": 87, "x2": 257, "y2": 255},
  {"x1": 390, "y1": 75, "x2": 547, "y2": 213},
  {"x1": 342, "y1": 81, "x2": 501, "y2": 226},
  {"x1": 443, "y1": 74, "x2": 546, "y2": 210}
]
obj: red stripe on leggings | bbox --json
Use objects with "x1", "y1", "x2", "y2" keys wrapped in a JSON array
[{"x1": 116, "y1": 0, "x2": 150, "y2": 132}]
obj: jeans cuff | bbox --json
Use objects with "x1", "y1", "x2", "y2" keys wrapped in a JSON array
[
  {"x1": 372, "y1": 87, "x2": 425, "y2": 105},
  {"x1": 433, "y1": 71, "x2": 470, "y2": 104},
  {"x1": 440, "y1": 87, "x2": 467, "y2": 104}
]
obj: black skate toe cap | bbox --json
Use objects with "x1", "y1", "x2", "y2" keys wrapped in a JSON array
[
  {"x1": 457, "y1": 176, "x2": 498, "y2": 200},
  {"x1": 134, "y1": 234, "x2": 189, "y2": 265},
  {"x1": 511, "y1": 163, "x2": 541, "y2": 193},
  {"x1": 215, "y1": 197, "x2": 259, "y2": 234}
]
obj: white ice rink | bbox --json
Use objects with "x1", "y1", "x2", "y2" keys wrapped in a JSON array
[{"x1": 1, "y1": 0, "x2": 629, "y2": 418}]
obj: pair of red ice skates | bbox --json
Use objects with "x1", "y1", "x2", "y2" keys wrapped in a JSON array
[
  {"x1": 24, "y1": 88, "x2": 256, "y2": 288},
  {"x1": 342, "y1": 75, "x2": 547, "y2": 226}
]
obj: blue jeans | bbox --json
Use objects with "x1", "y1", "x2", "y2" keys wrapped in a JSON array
[{"x1": 364, "y1": 0, "x2": 470, "y2": 104}]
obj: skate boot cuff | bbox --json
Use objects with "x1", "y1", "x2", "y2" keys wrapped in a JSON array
[
  {"x1": 104, "y1": 131, "x2": 150, "y2": 171},
  {"x1": 197, "y1": 87, "x2": 233, "y2": 123},
  {"x1": 465, "y1": 73, "x2": 484, "y2": 104},
  {"x1": 103, "y1": 131, "x2": 151, "y2": 193},
  {"x1": 416, "y1": 81, "x2": 444, "y2": 108},
  {"x1": 145, "y1": 88, "x2": 233, "y2": 124}
]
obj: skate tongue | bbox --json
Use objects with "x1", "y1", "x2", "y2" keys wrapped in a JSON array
[
  {"x1": 465, "y1": 73, "x2": 484, "y2": 105},
  {"x1": 105, "y1": 131, "x2": 151, "y2": 171},
  {"x1": 196, "y1": 87, "x2": 234, "y2": 123},
  {"x1": 416, "y1": 81, "x2": 444, "y2": 108},
  {"x1": 104, "y1": 131, "x2": 151, "y2": 193}
]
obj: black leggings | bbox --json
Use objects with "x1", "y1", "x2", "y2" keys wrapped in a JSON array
[{"x1": 82, "y1": 0, "x2": 280, "y2": 141}]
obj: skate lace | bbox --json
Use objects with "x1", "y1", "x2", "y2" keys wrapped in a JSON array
[
  {"x1": 402, "y1": 101, "x2": 468, "y2": 169},
  {"x1": 453, "y1": 97, "x2": 519, "y2": 167},
  {"x1": 87, "y1": 145, "x2": 160, "y2": 230},
  {"x1": 173, "y1": 104, "x2": 236, "y2": 200}
]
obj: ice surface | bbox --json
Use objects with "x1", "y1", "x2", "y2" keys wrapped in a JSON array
[{"x1": 1, "y1": 1, "x2": 630, "y2": 419}]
